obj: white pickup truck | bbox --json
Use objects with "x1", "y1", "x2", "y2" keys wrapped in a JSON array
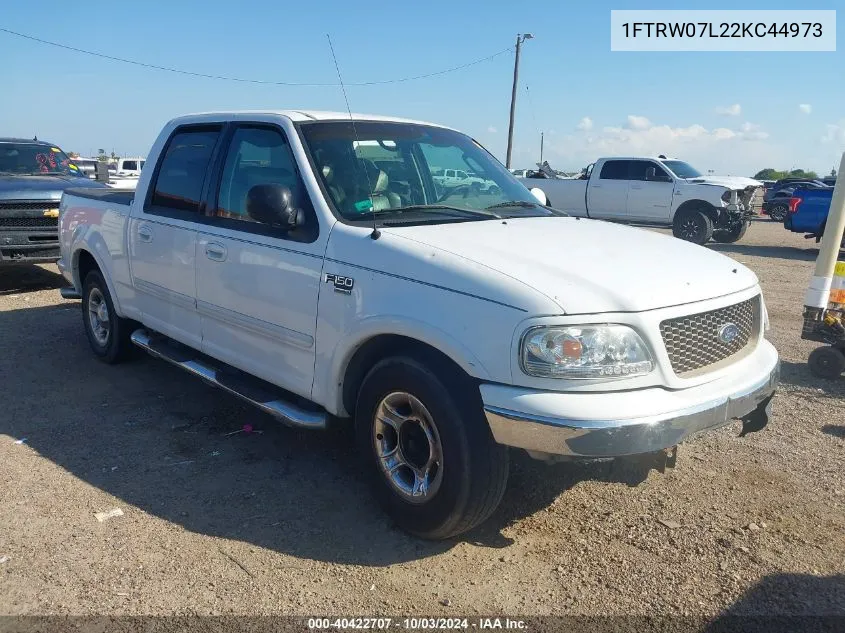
[
  {"x1": 519, "y1": 158, "x2": 763, "y2": 245},
  {"x1": 57, "y1": 111, "x2": 779, "y2": 538}
]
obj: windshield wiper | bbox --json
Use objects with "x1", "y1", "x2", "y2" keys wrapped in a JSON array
[
  {"x1": 486, "y1": 200, "x2": 568, "y2": 216},
  {"x1": 378, "y1": 204, "x2": 501, "y2": 219},
  {"x1": 485, "y1": 200, "x2": 540, "y2": 210}
]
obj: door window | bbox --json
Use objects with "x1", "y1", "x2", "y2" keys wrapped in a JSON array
[
  {"x1": 598, "y1": 160, "x2": 631, "y2": 180},
  {"x1": 215, "y1": 126, "x2": 314, "y2": 228},
  {"x1": 629, "y1": 160, "x2": 672, "y2": 182},
  {"x1": 149, "y1": 126, "x2": 221, "y2": 213}
]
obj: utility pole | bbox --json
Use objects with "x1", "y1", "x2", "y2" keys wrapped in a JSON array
[
  {"x1": 505, "y1": 33, "x2": 533, "y2": 169},
  {"x1": 540, "y1": 132, "x2": 544, "y2": 164}
]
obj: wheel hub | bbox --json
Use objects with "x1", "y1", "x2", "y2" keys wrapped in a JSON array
[
  {"x1": 373, "y1": 392, "x2": 443, "y2": 504},
  {"x1": 87, "y1": 287, "x2": 110, "y2": 346}
]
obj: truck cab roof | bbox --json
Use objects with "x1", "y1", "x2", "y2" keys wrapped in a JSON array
[{"x1": 169, "y1": 110, "x2": 450, "y2": 129}]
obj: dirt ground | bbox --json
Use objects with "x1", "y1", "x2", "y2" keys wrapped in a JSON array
[{"x1": 0, "y1": 219, "x2": 843, "y2": 619}]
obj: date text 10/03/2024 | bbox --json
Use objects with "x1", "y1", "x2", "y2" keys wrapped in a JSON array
[{"x1": 306, "y1": 618, "x2": 527, "y2": 630}]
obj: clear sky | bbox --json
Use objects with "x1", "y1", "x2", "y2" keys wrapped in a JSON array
[{"x1": 1, "y1": 0, "x2": 842, "y2": 176}]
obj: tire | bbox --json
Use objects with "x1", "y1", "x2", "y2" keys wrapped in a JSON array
[
  {"x1": 712, "y1": 221, "x2": 749, "y2": 244},
  {"x1": 673, "y1": 209, "x2": 714, "y2": 245},
  {"x1": 768, "y1": 203, "x2": 789, "y2": 222},
  {"x1": 808, "y1": 346, "x2": 845, "y2": 380},
  {"x1": 81, "y1": 270, "x2": 134, "y2": 364},
  {"x1": 355, "y1": 354, "x2": 509, "y2": 539}
]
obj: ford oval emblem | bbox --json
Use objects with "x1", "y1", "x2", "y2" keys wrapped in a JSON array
[{"x1": 718, "y1": 323, "x2": 740, "y2": 344}]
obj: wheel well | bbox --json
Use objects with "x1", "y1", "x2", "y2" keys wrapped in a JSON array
[
  {"x1": 675, "y1": 200, "x2": 718, "y2": 223},
  {"x1": 76, "y1": 250, "x2": 100, "y2": 286},
  {"x1": 341, "y1": 334, "x2": 471, "y2": 416}
]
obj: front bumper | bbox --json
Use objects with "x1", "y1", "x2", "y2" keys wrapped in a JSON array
[{"x1": 482, "y1": 340, "x2": 779, "y2": 458}]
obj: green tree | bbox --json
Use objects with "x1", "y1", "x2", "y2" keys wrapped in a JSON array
[
  {"x1": 753, "y1": 168, "x2": 782, "y2": 180},
  {"x1": 753, "y1": 167, "x2": 819, "y2": 181}
]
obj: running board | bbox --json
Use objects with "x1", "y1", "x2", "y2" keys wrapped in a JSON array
[{"x1": 130, "y1": 329, "x2": 327, "y2": 430}]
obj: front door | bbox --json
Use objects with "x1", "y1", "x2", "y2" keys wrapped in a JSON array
[
  {"x1": 626, "y1": 160, "x2": 675, "y2": 223},
  {"x1": 194, "y1": 123, "x2": 324, "y2": 399},
  {"x1": 129, "y1": 125, "x2": 223, "y2": 349}
]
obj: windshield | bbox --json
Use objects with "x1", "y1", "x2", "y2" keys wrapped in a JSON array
[
  {"x1": 0, "y1": 142, "x2": 83, "y2": 176},
  {"x1": 660, "y1": 160, "x2": 703, "y2": 179},
  {"x1": 299, "y1": 121, "x2": 552, "y2": 222}
]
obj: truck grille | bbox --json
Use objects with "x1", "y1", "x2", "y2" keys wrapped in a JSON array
[
  {"x1": 660, "y1": 296, "x2": 761, "y2": 376},
  {"x1": 0, "y1": 201, "x2": 60, "y2": 210},
  {"x1": 0, "y1": 217, "x2": 57, "y2": 228}
]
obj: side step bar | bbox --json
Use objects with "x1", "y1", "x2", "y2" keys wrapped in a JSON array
[
  {"x1": 60, "y1": 287, "x2": 81, "y2": 300},
  {"x1": 130, "y1": 329, "x2": 327, "y2": 430}
]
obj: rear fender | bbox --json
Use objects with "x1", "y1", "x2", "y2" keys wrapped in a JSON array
[{"x1": 72, "y1": 239, "x2": 124, "y2": 317}]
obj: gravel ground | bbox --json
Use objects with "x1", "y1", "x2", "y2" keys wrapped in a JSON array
[{"x1": 0, "y1": 220, "x2": 843, "y2": 620}]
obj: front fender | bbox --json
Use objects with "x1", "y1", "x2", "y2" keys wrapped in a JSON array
[{"x1": 318, "y1": 315, "x2": 495, "y2": 417}]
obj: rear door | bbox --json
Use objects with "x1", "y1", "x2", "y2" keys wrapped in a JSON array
[
  {"x1": 626, "y1": 160, "x2": 675, "y2": 222},
  {"x1": 194, "y1": 121, "x2": 324, "y2": 399},
  {"x1": 129, "y1": 124, "x2": 223, "y2": 349},
  {"x1": 587, "y1": 159, "x2": 631, "y2": 219}
]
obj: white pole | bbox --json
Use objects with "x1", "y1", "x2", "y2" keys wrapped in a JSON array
[{"x1": 804, "y1": 152, "x2": 845, "y2": 309}]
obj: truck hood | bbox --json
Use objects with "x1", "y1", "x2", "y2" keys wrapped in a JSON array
[
  {"x1": 685, "y1": 175, "x2": 762, "y2": 189},
  {"x1": 0, "y1": 175, "x2": 106, "y2": 201},
  {"x1": 384, "y1": 216, "x2": 759, "y2": 314}
]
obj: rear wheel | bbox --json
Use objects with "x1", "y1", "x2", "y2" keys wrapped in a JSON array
[
  {"x1": 712, "y1": 220, "x2": 749, "y2": 244},
  {"x1": 673, "y1": 209, "x2": 714, "y2": 245},
  {"x1": 355, "y1": 355, "x2": 508, "y2": 539},
  {"x1": 808, "y1": 346, "x2": 845, "y2": 380},
  {"x1": 768, "y1": 203, "x2": 789, "y2": 222},
  {"x1": 82, "y1": 270, "x2": 134, "y2": 364}
]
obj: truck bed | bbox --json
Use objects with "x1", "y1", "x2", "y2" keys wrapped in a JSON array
[{"x1": 64, "y1": 188, "x2": 135, "y2": 206}]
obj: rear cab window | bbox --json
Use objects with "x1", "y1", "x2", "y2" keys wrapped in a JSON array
[
  {"x1": 146, "y1": 126, "x2": 222, "y2": 216},
  {"x1": 599, "y1": 160, "x2": 631, "y2": 180}
]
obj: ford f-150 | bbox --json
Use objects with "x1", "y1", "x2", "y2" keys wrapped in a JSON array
[
  {"x1": 0, "y1": 137, "x2": 106, "y2": 264},
  {"x1": 518, "y1": 157, "x2": 763, "y2": 245},
  {"x1": 58, "y1": 111, "x2": 779, "y2": 538}
]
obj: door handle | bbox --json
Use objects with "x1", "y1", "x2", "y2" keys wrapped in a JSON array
[
  {"x1": 137, "y1": 225, "x2": 153, "y2": 243},
  {"x1": 630, "y1": 184, "x2": 643, "y2": 190},
  {"x1": 205, "y1": 242, "x2": 228, "y2": 262},
  {"x1": 591, "y1": 184, "x2": 602, "y2": 188}
]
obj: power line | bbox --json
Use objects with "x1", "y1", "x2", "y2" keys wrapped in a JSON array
[{"x1": 0, "y1": 27, "x2": 513, "y2": 87}]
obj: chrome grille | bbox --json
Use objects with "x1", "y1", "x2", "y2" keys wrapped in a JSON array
[{"x1": 660, "y1": 296, "x2": 760, "y2": 376}]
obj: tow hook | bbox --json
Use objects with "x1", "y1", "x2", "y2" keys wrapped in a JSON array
[{"x1": 739, "y1": 395, "x2": 773, "y2": 437}]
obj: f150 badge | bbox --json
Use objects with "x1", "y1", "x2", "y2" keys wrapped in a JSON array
[{"x1": 325, "y1": 273, "x2": 354, "y2": 294}]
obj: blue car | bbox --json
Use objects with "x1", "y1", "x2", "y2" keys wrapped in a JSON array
[{"x1": 784, "y1": 187, "x2": 844, "y2": 246}]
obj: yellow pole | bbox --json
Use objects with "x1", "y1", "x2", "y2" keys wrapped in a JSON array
[{"x1": 805, "y1": 152, "x2": 845, "y2": 309}]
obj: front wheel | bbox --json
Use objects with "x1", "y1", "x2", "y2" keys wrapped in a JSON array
[
  {"x1": 673, "y1": 209, "x2": 714, "y2": 245},
  {"x1": 712, "y1": 220, "x2": 749, "y2": 244},
  {"x1": 355, "y1": 355, "x2": 509, "y2": 539}
]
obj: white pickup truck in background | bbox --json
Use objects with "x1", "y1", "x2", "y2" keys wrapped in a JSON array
[
  {"x1": 57, "y1": 111, "x2": 778, "y2": 538},
  {"x1": 519, "y1": 157, "x2": 763, "y2": 245}
]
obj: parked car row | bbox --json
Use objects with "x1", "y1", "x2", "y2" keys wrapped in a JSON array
[{"x1": 54, "y1": 110, "x2": 779, "y2": 539}]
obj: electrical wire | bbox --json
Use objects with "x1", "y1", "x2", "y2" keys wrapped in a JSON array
[{"x1": 0, "y1": 27, "x2": 513, "y2": 87}]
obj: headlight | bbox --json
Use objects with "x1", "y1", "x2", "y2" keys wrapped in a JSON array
[{"x1": 520, "y1": 325, "x2": 653, "y2": 379}]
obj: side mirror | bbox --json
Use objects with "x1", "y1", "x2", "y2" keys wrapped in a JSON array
[
  {"x1": 529, "y1": 187, "x2": 548, "y2": 205},
  {"x1": 245, "y1": 184, "x2": 302, "y2": 229}
]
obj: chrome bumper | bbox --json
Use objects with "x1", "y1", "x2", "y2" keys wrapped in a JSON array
[{"x1": 484, "y1": 362, "x2": 779, "y2": 459}]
